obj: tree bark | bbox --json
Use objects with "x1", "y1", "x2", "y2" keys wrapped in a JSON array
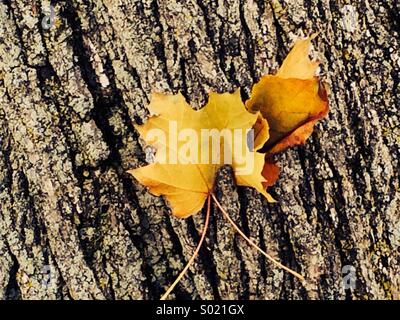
[{"x1": 0, "y1": 0, "x2": 399, "y2": 300}]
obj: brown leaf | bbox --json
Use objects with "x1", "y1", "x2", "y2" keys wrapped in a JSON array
[{"x1": 246, "y1": 36, "x2": 329, "y2": 155}]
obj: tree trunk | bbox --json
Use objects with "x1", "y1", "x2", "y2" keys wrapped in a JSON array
[{"x1": 0, "y1": 0, "x2": 398, "y2": 300}]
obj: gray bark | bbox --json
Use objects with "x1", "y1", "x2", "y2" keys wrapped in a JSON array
[{"x1": 0, "y1": 0, "x2": 399, "y2": 300}]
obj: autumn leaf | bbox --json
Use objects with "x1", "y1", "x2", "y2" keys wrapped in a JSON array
[
  {"x1": 246, "y1": 36, "x2": 329, "y2": 156},
  {"x1": 128, "y1": 90, "x2": 275, "y2": 218},
  {"x1": 127, "y1": 36, "x2": 326, "y2": 299},
  {"x1": 127, "y1": 39, "x2": 323, "y2": 297}
]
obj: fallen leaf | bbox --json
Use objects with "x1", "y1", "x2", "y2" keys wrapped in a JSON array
[
  {"x1": 246, "y1": 36, "x2": 329, "y2": 155},
  {"x1": 129, "y1": 90, "x2": 275, "y2": 218}
]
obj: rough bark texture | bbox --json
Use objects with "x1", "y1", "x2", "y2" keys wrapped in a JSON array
[{"x1": 0, "y1": 0, "x2": 399, "y2": 300}]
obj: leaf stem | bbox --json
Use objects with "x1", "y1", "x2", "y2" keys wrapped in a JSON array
[
  {"x1": 211, "y1": 193, "x2": 305, "y2": 282},
  {"x1": 160, "y1": 194, "x2": 211, "y2": 300}
]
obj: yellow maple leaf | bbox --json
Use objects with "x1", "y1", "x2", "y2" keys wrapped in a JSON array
[
  {"x1": 246, "y1": 36, "x2": 329, "y2": 155},
  {"x1": 128, "y1": 90, "x2": 275, "y2": 218}
]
